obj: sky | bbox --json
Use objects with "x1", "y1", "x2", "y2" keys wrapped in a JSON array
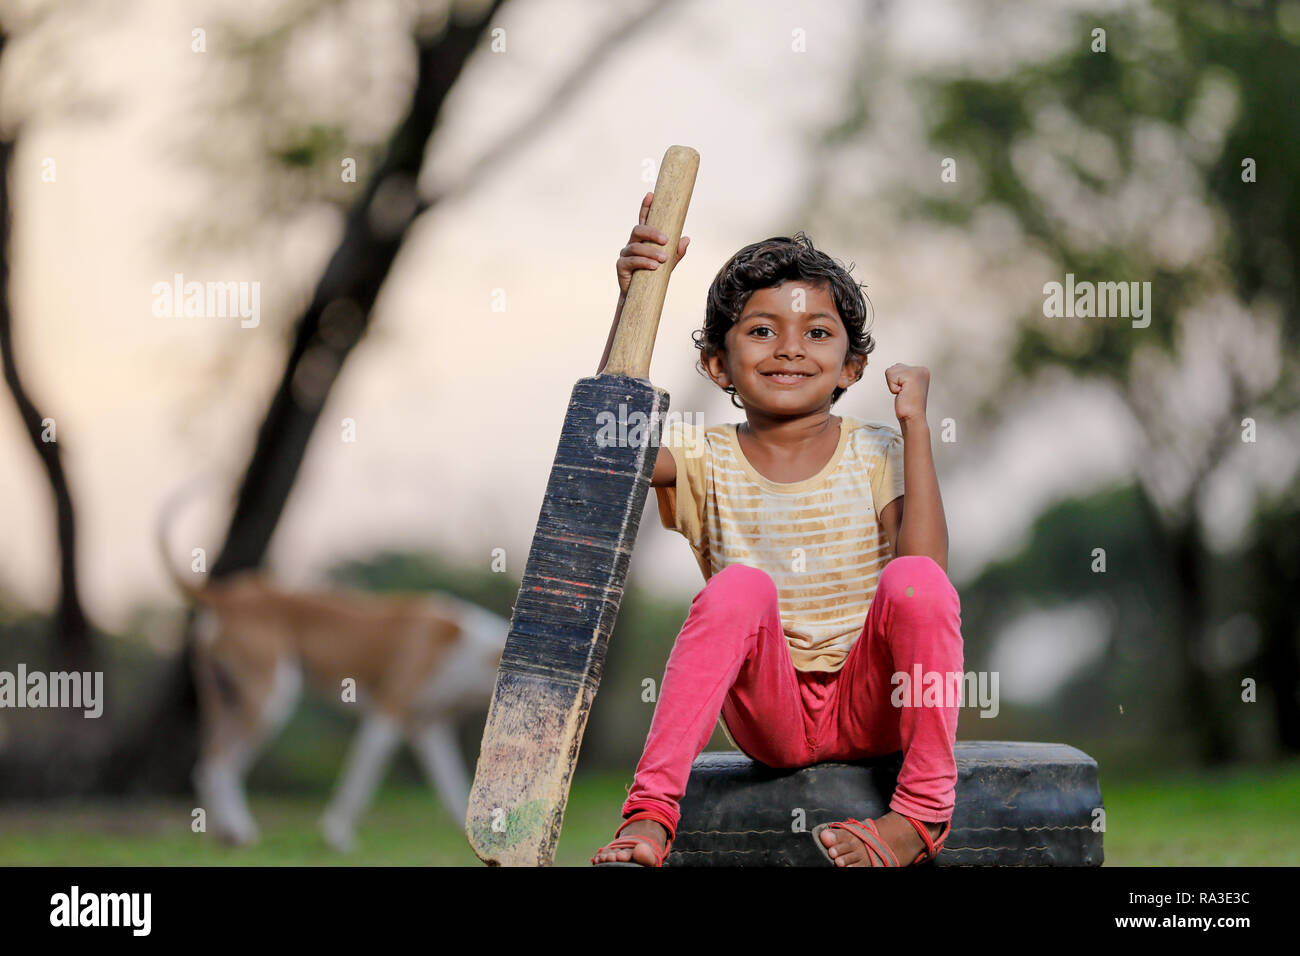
[{"x1": 0, "y1": 0, "x2": 1289, "y2": 701}]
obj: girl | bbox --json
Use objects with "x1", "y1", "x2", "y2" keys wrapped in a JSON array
[{"x1": 591, "y1": 193, "x2": 963, "y2": 867}]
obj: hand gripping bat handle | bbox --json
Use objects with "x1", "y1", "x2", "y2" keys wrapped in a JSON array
[{"x1": 601, "y1": 145, "x2": 700, "y2": 379}]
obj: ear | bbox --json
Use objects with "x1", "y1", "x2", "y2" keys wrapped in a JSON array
[
  {"x1": 840, "y1": 351, "x2": 867, "y2": 389},
  {"x1": 701, "y1": 347, "x2": 732, "y2": 390}
]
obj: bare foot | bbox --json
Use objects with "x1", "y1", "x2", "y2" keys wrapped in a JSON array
[
  {"x1": 818, "y1": 811, "x2": 945, "y2": 867},
  {"x1": 591, "y1": 820, "x2": 669, "y2": 866}
]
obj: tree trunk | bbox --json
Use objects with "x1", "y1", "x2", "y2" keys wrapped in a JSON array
[
  {"x1": 213, "y1": 0, "x2": 508, "y2": 578},
  {"x1": 1167, "y1": 514, "x2": 1235, "y2": 764},
  {"x1": 101, "y1": 0, "x2": 508, "y2": 795},
  {"x1": 1136, "y1": 487, "x2": 1235, "y2": 764},
  {"x1": 1250, "y1": 502, "x2": 1300, "y2": 753},
  {"x1": 103, "y1": 0, "x2": 685, "y2": 796},
  {"x1": 0, "y1": 40, "x2": 96, "y2": 672}
]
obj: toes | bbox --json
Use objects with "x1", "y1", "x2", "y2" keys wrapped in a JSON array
[
  {"x1": 837, "y1": 839, "x2": 863, "y2": 866},
  {"x1": 592, "y1": 845, "x2": 642, "y2": 865},
  {"x1": 820, "y1": 827, "x2": 872, "y2": 866},
  {"x1": 825, "y1": 831, "x2": 862, "y2": 865}
]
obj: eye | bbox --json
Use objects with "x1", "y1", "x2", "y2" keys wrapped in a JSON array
[{"x1": 747, "y1": 325, "x2": 832, "y2": 339}]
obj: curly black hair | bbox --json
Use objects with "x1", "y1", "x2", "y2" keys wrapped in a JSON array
[{"x1": 693, "y1": 232, "x2": 875, "y2": 408}]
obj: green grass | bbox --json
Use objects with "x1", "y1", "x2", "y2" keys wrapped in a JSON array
[
  {"x1": 2, "y1": 761, "x2": 1298, "y2": 865},
  {"x1": 1097, "y1": 760, "x2": 1300, "y2": 865}
]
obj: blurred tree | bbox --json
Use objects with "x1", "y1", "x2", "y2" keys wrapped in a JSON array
[
  {"x1": 818, "y1": 0, "x2": 1299, "y2": 763},
  {"x1": 0, "y1": 20, "x2": 96, "y2": 671},
  {"x1": 111, "y1": 0, "x2": 687, "y2": 794},
  {"x1": 1245, "y1": 488, "x2": 1300, "y2": 752}
]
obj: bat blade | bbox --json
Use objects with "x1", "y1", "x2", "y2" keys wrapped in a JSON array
[{"x1": 467, "y1": 374, "x2": 668, "y2": 865}]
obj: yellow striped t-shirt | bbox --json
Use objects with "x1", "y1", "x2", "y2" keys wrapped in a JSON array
[{"x1": 654, "y1": 414, "x2": 905, "y2": 673}]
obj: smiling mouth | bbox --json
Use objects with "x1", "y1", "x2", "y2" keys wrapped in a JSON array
[{"x1": 762, "y1": 371, "x2": 815, "y2": 385}]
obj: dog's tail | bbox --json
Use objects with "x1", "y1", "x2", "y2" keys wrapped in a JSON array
[{"x1": 157, "y1": 473, "x2": 225, "y2": 603}]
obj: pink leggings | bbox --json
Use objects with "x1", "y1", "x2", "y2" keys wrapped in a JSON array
[{"x1": 622, "y1": 555, "x2": 964, "y2": 837}]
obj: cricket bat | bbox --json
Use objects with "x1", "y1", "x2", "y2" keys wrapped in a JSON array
[{"x1": 466, "y1": 145, "x2": 699, "y2": 866}]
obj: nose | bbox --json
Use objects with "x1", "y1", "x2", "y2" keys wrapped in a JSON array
[{"x1": 774, "y1": 328, "x2": 804, "y2": 360}]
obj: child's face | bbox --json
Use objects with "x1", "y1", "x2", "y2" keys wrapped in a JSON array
[{"x1": 704, "y1": 281, "x2": 864, "y2": 416}]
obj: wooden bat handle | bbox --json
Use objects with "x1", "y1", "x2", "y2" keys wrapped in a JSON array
[{"x1": 601, "y1": 145, "x2": 699, "y2": 378}]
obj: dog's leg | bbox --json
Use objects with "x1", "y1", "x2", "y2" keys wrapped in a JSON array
[
  {"x1": 193, "y1": 654, "x2": 301, "y2": 846},
  {"x1": 194, "y1": 740, "x2": 259, "y2": 846},
  {"x1": 409, "y1": 719, "x2": 470, "y2": 825},
  {"x1": 320, "y1": 711, "x2": 403, "y2": 853},
  {"x1": 191, "y1": 642, "x2": 260, "y2": 847}
]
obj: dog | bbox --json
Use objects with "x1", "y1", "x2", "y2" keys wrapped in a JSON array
[{"x1": 157, "y1": 489, "x2": 508, "y2": 851}]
